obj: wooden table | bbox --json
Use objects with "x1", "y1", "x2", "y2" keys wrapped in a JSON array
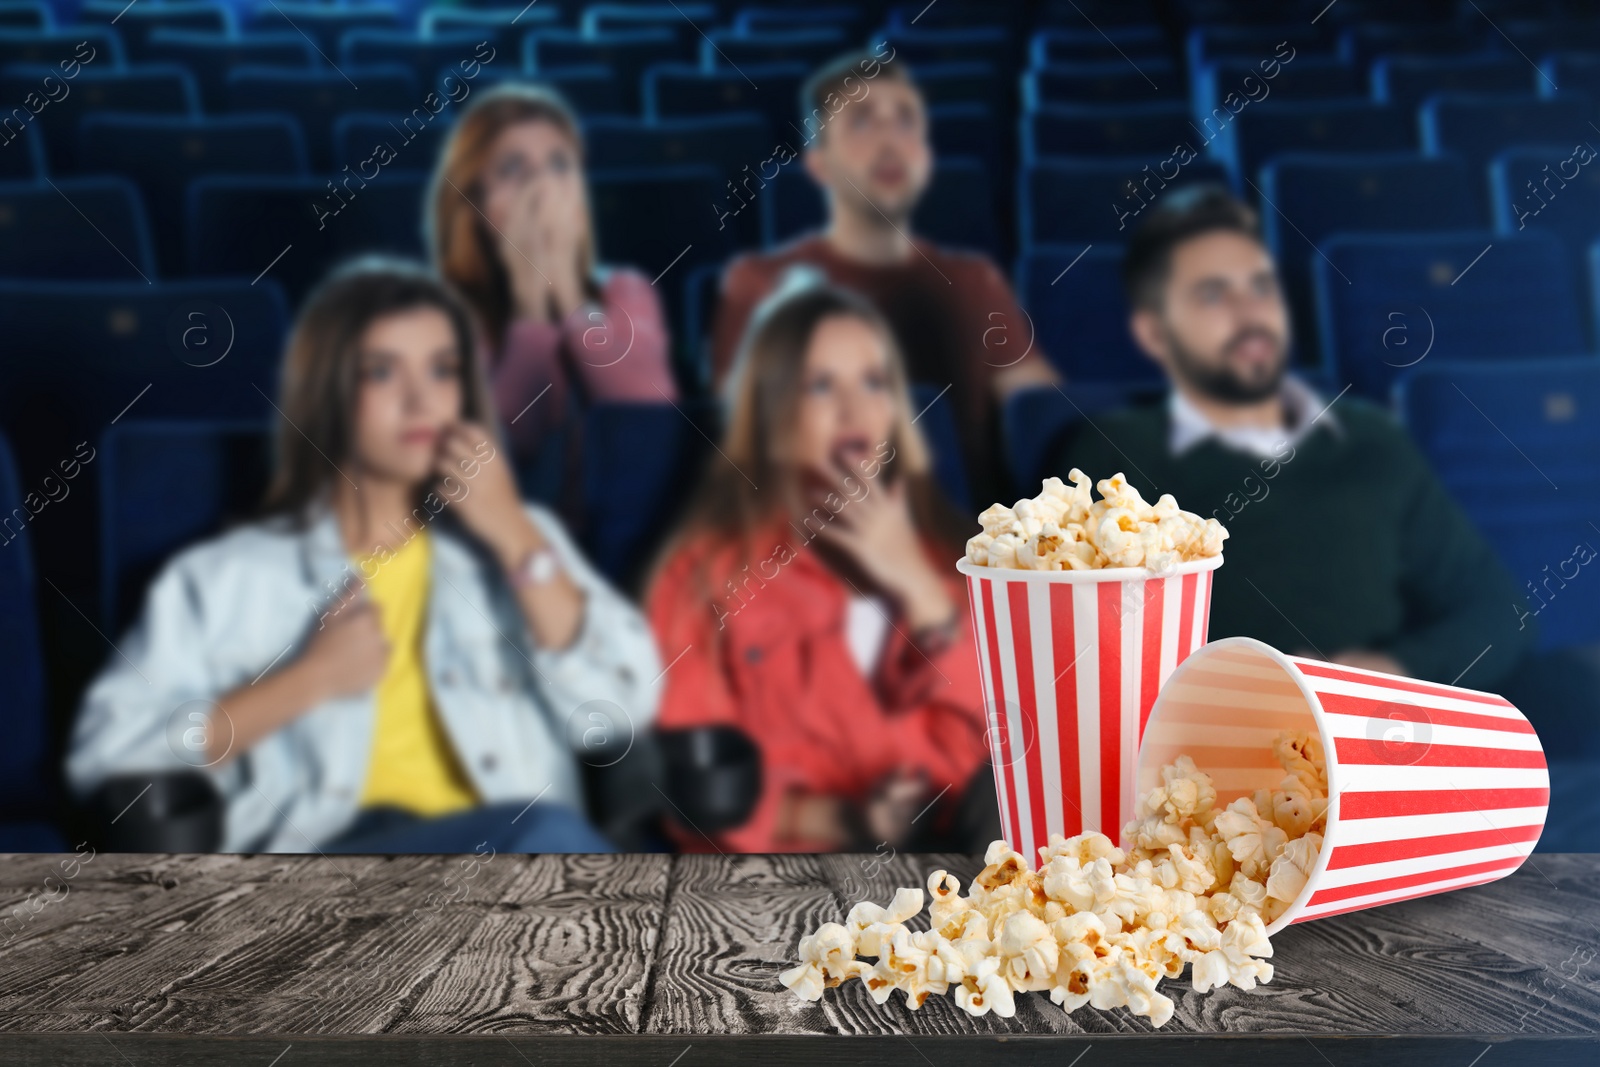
[{"x1": 2, "y1": 851, "x2": 1597, "y2": 1065}]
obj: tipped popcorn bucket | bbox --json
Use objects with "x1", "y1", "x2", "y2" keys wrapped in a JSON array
[
  {"x1": 956, "y1": 554, "x2": 1223, "y2": 866},
  {"x1": 1138, "y1": 636, "x2": 1549, "y2": 934}
]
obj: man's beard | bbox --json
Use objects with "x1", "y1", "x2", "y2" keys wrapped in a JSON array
[{"x1": 1164, "y1": 325, "x2": 1288, "y2": 404}]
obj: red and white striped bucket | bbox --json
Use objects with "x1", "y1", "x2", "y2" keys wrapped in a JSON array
[
  {"x1": 1137, "y1": 636, "x2": 1549, "y2": 934},
  {"x1": 956, "y1": 554, "x2": 1222, "y2": 866}
]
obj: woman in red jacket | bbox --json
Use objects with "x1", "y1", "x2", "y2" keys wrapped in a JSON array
[{"x1": 647, "y1": 277, "x2": 993, "y2": 853}]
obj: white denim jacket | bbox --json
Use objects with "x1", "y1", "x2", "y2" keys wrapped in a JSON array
[{"x1": 65, "y1": 503, "x2": 662, "y2": 851}]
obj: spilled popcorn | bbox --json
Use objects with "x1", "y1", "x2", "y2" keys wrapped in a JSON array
[
  {"x1": 779, "y1": 731, "x2": 1327, "y2": 1026},
  {"x1": 966, "y1": 470, "x2": 1227, "y2": 572}
]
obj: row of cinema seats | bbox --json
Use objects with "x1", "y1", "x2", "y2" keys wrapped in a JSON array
[
  {"x1": 8, "y1": 145, "x2": 1600, "y2": 402},
  {"x1": 10, "y1": 7, "x2": 1600, "y2": 379}
]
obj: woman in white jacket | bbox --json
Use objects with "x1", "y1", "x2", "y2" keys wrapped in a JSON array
[{"x1": 67, "y1": 258, "x2": 661, "y2": 852}]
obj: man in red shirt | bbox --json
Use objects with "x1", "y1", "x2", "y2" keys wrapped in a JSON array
[{"x1": 710, "y1": 50, "x2": 1059, "y2": 503}]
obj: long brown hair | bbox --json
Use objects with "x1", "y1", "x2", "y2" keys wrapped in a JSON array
[
  {"x1": 260, "y1": 257, "x2": 494, "y2": 524},
  {"x1": 654, "y1": 278, "x2": 968, "y2": 593},
  {"x1": 427, "y1": 82, "x2": 598, "y2": 352}
]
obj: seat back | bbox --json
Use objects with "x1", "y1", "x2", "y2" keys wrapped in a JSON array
[
  {"x1": 1398, "y1": 358, "x2": 1600, "y2": 650},
  {"x1": 1022, "y1": 102, "x2": 1197, "y2": 164},
  {"x1": 0, "y1": 279, "x2": 287, "y2": 599},
  {"x1": 874, "y1": 26, "x2": 1013, "y2": 70},
  {"x1": 1230, "y1": 101, "x2": 1415, "y2": 186},
  {"x1": 77, "y1": 0, "x2": 229, "y2": 60},
  {"x1": 581, "y1": 2, "x2": 716, "y2": 36},
  {"x1": 1492, "y1": 143, "x2": 1600, "y2": 344},
  {"x1": 0, "y1": 64, "x2": 198, "y2": 171},
  {"x1": 1340, "y1": 22, "x2": 1485, "y2": 66},
  {"x1": 1001, "y1": 386, "x2": 1079, "y2": 491},
  {"x1": 422, "y1": 6, "x2": 559, "y2": 63},
  {"x1": 701, "y1": 27, "x2": 848, "y2": 69},
  {"x1": 1373, "y1": 55, "x2": 1538, "y2": 109},
  {"x1": 223, "y1": 65, "x2": 419, "y2": 171},
  {"x1": 78, "y1": 114, "x2": 308, "y2": 274},
  {"x1": 99, "y1": 420, "x2": 272, "y2": 630},
  {"x1": 1185, "y1": 24, "x2": 1337, "y2": 70},
  {"x1": 583, "y1": 113, "x2": 772, "y2": 174},
  {"x1": 0, "y1": 2, "x2": 49, "y2": 31},
  {"x1": 1020, "y1": 157, "x2": 1231, "y2": 247},
  {"x1": 526, "y1": 29, "x2": 687, "y2": 111},
  {"x1": 0, "y1": 27, "x2": 125, "y2": 69},
  {"x1": 581, "y1": 401, "x2": 715, "y2": 591},
  {"x1": 143, "y1": 30, "x2": 317, "y2": 110},
  {"x1": 1016, "y1": 243, "x2": 1159, "y2": 386},
  {"x1": 1260, "y1": 152, "x2": 1482, "y2": 366},
  {"x1": 910, "y1": 382, "x2": 971, "y2": 511},
  {"x1": 644, "y1": 61, "x2": 807, "y2": 132},
  {"x1": 1194, "y1": 56, "x2": 1366, "y2": 120},
  {"x1": 1317, "y1": 231, "x2": 1589, "y2": 401},
  {"x1": 186, "y1": 172, "x2": 428, "y2": 305},
  {"x1": 0, "y1": 121, "x2": 41, "y2": 180},
  {"x1": 0, "y1": 427, "x2": 48, "y2": 813},
  {"x1": 244, "y1": 1, "x2": 400, "y2": 54},
  {"x1": 1022, "y1": 61, "x2": 1180, "y2": 109},
  {"x1": 590, "y1": 165, "x2": 753, "y2": 344},
  {"x1": 339, "y1": 30, "x2": 492, "y2": 93},
  {"x1": 1421, "y1": 93, "x2": 1596, "y2": 176},
  {"x1": 1029, "y1": 26, "x2": 1166, "y2": 67},
  {"x1": 0, "y1": 177, "x2": 155, "y2": 280}
]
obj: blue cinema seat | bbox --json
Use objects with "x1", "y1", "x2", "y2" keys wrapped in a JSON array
[
  {"x1": 1317, "y1": 231, "x2": 1589, "y2": 401},
  {"x1": 1398, "y1": 358, "x2": 1600, "y2": 651},
  {"x1": 0, "y1": 177, "x2": 155, "y2": 280}
]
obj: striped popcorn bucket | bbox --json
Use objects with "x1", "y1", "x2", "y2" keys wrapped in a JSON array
[
  {"x1": 956, "y1": 554, "x2": 1222, "y2": 865},
  {"x1": 1137, "y1": 635, "x2": 1549, "y2": 934}
]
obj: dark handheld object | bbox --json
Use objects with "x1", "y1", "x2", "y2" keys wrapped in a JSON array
[
  {"x1": 656, "y1": 725, "x2": 763, "y2": 833},
  {"x1": 89, "y1": 772, "x2": 224, "y2": 852}
]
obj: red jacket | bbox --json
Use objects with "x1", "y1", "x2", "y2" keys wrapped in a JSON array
[{"x1": 646, "y1": 521, "x2": 988, "y2": 853}]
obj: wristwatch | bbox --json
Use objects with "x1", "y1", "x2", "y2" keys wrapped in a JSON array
[{"x1": 509, "y1": 544, "x2": 563, "y2": 589}]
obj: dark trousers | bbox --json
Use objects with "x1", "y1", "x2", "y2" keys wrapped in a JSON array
[{"x1": 323, "y1": 800, "x2": 616, "y2": 854}]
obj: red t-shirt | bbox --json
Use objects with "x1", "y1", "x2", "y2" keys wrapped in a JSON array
[{"x1": 710, "y1": 234, "x2": 1048, "y2": 501}]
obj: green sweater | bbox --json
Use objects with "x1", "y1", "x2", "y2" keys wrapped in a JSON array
[{"x1": 1053, "y1": 397, "x2": 1533, "y2": 690}]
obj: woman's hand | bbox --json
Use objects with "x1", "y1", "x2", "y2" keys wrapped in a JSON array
[
  {"x1": 810, "y1": 465, "x2": 956, "y2": 631},
  {"x1": 207, "y1": 584, "x2": 388, "y2": 765},
  {"x1": 777, "y1": 792, "x2": 853, "y2": 849},
  {"x1": 437, "y1": 421, "x2": 586, "y2": 651},
  {"x1": 865, "y1": 768, "x2": 929, "y2": 848},
  {"x1": 500, "y1": 177, "x2": 586, "y2": 324},
  {"x1": 434, "y1": 422, "x2": 539, "y2": 571},
  {"x1": 299, "y1": 586, "x2": 390, "y2": 702}
]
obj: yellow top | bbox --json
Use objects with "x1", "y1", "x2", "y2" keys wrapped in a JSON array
[{"x1": 356, "y1": 530, "x2": 478, "y2": 816}]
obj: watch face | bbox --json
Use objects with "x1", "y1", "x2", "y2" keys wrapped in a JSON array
[{"x1": 528, "y1": 549, "x2": 558, "y2": 584}]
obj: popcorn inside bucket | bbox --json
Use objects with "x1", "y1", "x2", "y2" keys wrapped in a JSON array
[
  {"x1": 966, "y1": 470, "x2": 1227, "y2": 573},
  {"x1": 1139, "y1": 636, "x2": 1547, "y2": 931}
]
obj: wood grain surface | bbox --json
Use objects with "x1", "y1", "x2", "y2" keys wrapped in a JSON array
[{"x1": 2, "y1": 851, "x2": 1597, "y2": 1065}]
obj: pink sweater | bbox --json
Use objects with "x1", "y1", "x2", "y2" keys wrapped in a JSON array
[{"x1": 488, "y1": 268, "x2": 676, "y2": 456}]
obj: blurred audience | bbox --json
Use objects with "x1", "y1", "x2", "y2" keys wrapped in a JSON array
[
  {"x1": 710, "y1": 50, "x2": 1058, "y2": 504},
  {"x1": 1054, "y1": 187, "x2": 1533, "y2": 690},
  {"x1": 66, "y1": 259, "x2": 661, "y2": 853},
  {"x1": 649, "y1": 275, "x2": 998, "y2": 854},
  {"x1": 429, "y1": 84, "x2": 675, "y2": 510}
]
